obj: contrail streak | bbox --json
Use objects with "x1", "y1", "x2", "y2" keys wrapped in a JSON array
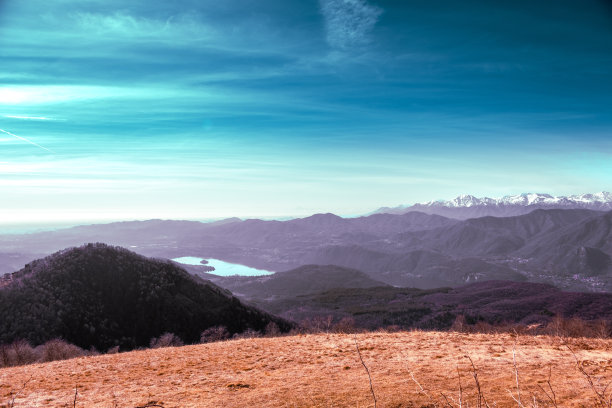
[{"x1": 0, "y1": 128, "x2": 54, "y2": 153}]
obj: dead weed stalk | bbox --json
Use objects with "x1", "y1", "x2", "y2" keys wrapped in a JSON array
[
  {"x1": 354, "y1": 337, "x2": 377, "y2": 408},
  {"x1": 568, "y1": 345, "x2": 612, "y2": 408}
]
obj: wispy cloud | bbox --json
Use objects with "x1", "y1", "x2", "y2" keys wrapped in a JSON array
[
  {"x1": 0, "y1": 85, "x2": 205, "y2": 106},
  {"x1": 0, "y1": 85, "x2": 117, "y2": 105},
  {"x1": 72, "y1": 12, "x2": 212, "y2": 41},
  {"x1": 319, "y1": 0, "x2": 383, "y2": 49},
  {"x1": 3, "y1": 115, "x2": 56, "y2": 121},
  {"x1": 0, "y1": 128, "x2": 54, "y2": 153}
]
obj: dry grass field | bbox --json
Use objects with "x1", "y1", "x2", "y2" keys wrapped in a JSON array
[{"x1": 1, "y1": 331, "x2": 611, "y2": 407}]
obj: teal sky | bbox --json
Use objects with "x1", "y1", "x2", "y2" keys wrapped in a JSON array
[{"x1": 1, "y1": 0, "x2": 611, "y2": 225}]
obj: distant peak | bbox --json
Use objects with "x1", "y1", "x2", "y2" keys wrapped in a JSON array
[
  {"x1": 208, "y1": 217, "x2": 242, "y2": 226},
  {"x1": 304, "y1": 212, "x2": 343, "y2": 220}
]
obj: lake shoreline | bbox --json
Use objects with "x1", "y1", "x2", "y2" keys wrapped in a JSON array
[{"x1": 171, "y1": 256, "x2": 274, "y2": 277}]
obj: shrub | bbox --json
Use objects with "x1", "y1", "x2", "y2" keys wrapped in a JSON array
[
  {"x1": 0, "y1": 341, "x2": 38, "y2": 368},
  {"x1": 333, "y1": 317, "x2": 357, "y2": 333},
  {"x1": 450, "y1": 314, "x2": 467, "y2": 332},
  {"x1": 472, "y1": 320, "x2": 497, "y2": 335},
  {"x1": 541, "y1": 315, "x2": 612, "y2": 338},
  {"x1": 298, "y1": 318, "x2": 317, "y2": 333},
  {"x1": 299, "y1": 315, "x2": 335, "y2": 333},
  {"x1": 594, "y1": 319, "x2": 611, "y2": 338},
  {"x1": 0, "y1": 343, "x2": 9, "y2": 368},
  {"x1": 149, "y1": 333, "x2": 184, "y2": 349},
  {"x1": 106, "y1": 345, "x2": 120, "y2": 354},
  {"x1": 11, "y1": 340, "x2": 38, "y2": 366},
  {"x1": 264, "y1": 322, "x2": 281, "y2": 337},
  {"x1": 562, "y1": 317, "x2": 590, "y2": 337},
  {"x1": 40, "y1": 339, "x2": 85, "y2": 362},
  {"x1": 200, "y1": 326, "x2": 230, "y2": 343},
  {"x1": 233, "y1": 329, "x2": 261, "y2": 339}
]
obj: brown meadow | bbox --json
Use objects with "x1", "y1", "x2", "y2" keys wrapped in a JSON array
[{"x1": 1, "y1": 331, "x2": 611, "y2": 407}]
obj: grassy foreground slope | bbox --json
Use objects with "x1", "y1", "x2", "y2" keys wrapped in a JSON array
[{"x1": 1, "y1": 331, "x2": 611, "y2": 407}]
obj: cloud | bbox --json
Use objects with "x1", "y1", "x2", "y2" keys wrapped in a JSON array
[
  {"x1": 72, "y1": 11, "x2": 213, "y2": 42},
  {"x1": 3, "y1": 115, "x2": 55, "y2": 121},
  {"x1": 0, "y1": 85, "x2": 204, "y2": 106},
  {"x1": 0, "y1": 85, "x2": 117, "y2": 105},
  {"x1": 319, "y1": 0, "x2": 383, "y2": 49}
]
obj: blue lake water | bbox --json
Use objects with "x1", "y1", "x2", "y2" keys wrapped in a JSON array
[{"x1": 172, "y1": 257, "x2": 273, "y2": 277}]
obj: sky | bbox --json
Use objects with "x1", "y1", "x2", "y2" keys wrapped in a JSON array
[{"x1": 1, "y1": 0, "x2": 611, "y2": 225}]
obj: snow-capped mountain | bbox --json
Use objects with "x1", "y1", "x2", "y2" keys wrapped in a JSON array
[{"x1": 374, "y1": 192, "x2": 612, "y2": 219}]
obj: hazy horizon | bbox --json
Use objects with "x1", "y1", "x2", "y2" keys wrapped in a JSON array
[
  {"x1": 2, "y1": 189, "x2": 612, "y2": 235},
  {"x1": 1, "y1": 0, "x2": 611, "y2": 224}
]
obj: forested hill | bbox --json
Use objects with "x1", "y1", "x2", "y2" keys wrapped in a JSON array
[{"x1": 0, "y1": 243, "x2": 290, "y2": 351}]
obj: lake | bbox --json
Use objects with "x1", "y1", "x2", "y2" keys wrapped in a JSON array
[{"x1": 171, "y1": 256, "x2": 274, "y2": 277}]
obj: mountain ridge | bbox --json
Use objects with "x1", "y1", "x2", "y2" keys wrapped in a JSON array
[
  {"x1": 374, "y1": 192, "x2": 612, "y2": 219},
  {"x1": 1, "y1": 208, "x2": 611, "y2": 292}
]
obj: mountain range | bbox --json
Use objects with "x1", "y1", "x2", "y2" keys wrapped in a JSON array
[
  {"x1": 1, "y1": 197, "x2": 612, "y2": 292},
  {"x1": 374, "y1": 192, "x2": 612, "y2": 219}
]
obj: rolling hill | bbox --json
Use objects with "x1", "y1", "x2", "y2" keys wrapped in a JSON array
[
  {"x1": 258, "y1": 280, "x2": 612, "y2": 331},
  {"x1": 208, "y1": 264, "x2": 388, "y2": 300},
  {"x1": 0, "y1": 244, "x2": 290, "y2": 351}
]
